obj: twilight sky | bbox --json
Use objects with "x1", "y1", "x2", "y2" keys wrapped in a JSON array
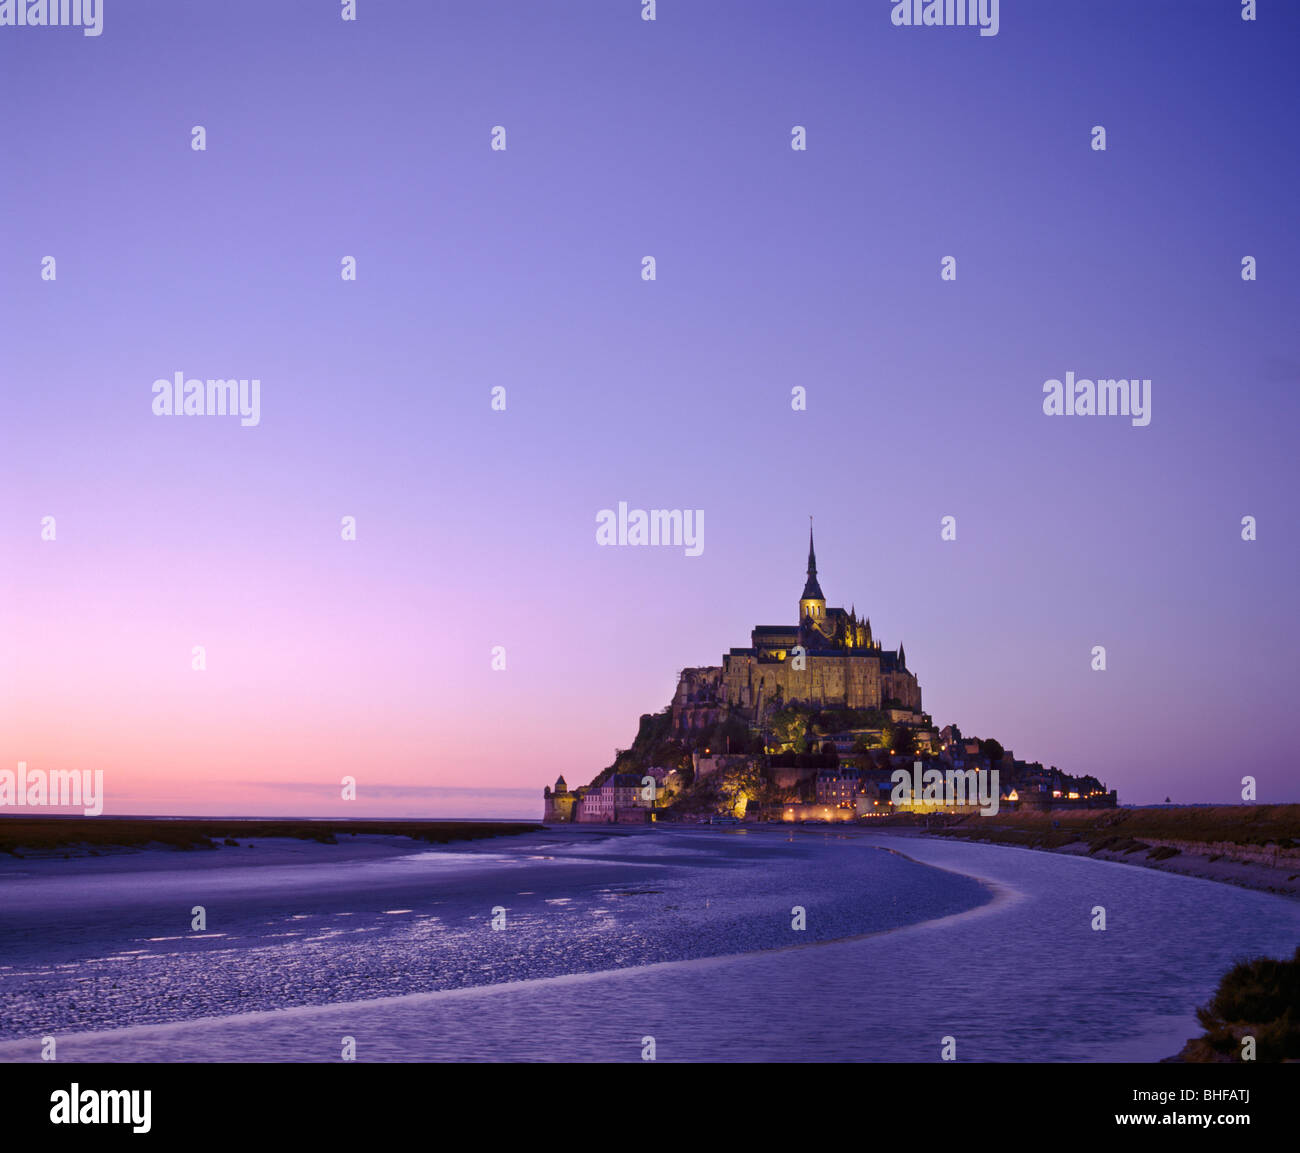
[{"x1": 2, "y1": 1, "x2": 1297, "y2": 816}]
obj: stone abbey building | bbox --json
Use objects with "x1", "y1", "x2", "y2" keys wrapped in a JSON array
[{"x1": 672, "y1": 526, "x2": 923, "y2": 735}]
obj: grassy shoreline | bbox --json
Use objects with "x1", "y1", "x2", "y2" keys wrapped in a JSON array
[
  {"x1": 925, "y1": 804, "x2": 1300, "y2": 848},
  {"x1": 1166, "y1": 946, "x2": 1300, "y2": 1062},
  {"x1": 0, "y1": 817, "x2": 543, "y2": 857},
  {"x1": 919, "y1": 805, "x2": 1300, "y2": 898}
]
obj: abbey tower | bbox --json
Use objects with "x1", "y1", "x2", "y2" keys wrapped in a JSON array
[{"x1": 672, "y1": 524, "x2": 923, "y2": 735}]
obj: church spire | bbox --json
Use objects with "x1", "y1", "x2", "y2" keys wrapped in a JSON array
[
  {"x1": 898, "y1": 642, "x2": 906, "y2": 668},
  {"x1": 800, "y1": 518, "x2": 825, "y2": 603}
]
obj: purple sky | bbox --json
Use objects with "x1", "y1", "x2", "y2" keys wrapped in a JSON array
[{"x1": 2, "y1": 1, "x2": 1298, "y2": 816}]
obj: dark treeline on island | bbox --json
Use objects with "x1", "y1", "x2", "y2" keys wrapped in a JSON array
[{"x1": 0, "y1": 818, "x2": 542, "y2": 857}]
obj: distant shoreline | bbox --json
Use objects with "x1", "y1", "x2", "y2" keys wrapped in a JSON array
[
  {"x1": 0, "y1": 817, "x2": 544, "y2": 859},
  {"x1": 7, "y1": 808, "x2": 1298, "y2": 902},
  {"x1": 916, "y1": 805, "x2": 1300, "y2": 900}
]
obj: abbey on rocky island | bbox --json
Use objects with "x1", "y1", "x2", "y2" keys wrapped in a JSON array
[{"x1": 544, "y1": 523, "x2": 1117, "y2": 823}]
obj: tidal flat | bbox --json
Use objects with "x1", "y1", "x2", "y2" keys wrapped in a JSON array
[{"x1": 0, "y1": 827, "x2": 1294, "y2": 1061}]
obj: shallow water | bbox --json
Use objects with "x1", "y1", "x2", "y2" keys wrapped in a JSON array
[
  {"x1": 1, "y1": 828, "x2": 1295, "y2": 1061},
  {"x1": 0, "y1": 829, "x2": 983, "y2": 1041}
]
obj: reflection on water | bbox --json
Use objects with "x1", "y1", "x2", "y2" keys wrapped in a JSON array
[{"x1": 1, "y1": 829, "x2": 1296, "y2": 1061}]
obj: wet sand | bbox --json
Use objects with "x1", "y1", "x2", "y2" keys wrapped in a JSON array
[{"x1": 2, "y1": 827, "x2": 1296, "y2": 1062}]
